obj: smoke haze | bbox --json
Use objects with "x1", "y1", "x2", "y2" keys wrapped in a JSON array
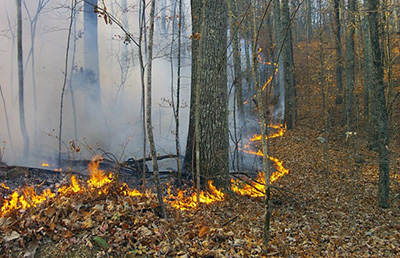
[{"x1": 0, "y1": 0, "x2": 191, "y2": 166}]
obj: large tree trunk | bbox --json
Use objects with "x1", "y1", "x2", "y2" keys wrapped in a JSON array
[
  {"x1": 192, "y1": 0, "x2": 229, "y2": 189},
  {"x1": 366, "y1": 0, "x2": 390, "y2": 208},
  {"x1": 146, "y1": 0, "x2": 167, "y2": 218},
  {"x1": 17, "y1": 0, "x2": 30, "y2": 159}
]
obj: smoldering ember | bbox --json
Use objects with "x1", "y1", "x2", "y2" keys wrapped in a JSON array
[{"x1": 0, "y1": 0, "x2": 399, "y2": 257}]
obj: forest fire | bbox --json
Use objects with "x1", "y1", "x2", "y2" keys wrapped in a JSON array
[
  {"x1": 0, "y1": 155, "x2": 224, "y2": 217},
  {"x1": 165, "y1": 181, "x2": 225, "y2": 211},
  {"x1": 231, "y1": 123, "x2": 289, "y2": 197},
  {"x1": 0, "y1": 124, "x2": 289, "y2": 216},
  {"x1": 0, "y1": 155, "x2": 116, "y2": 217}
]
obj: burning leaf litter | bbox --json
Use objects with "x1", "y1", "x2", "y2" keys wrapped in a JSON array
[
  {"x1": 0, "y1": 126, "x2": 288, "y2": 257},
  {"x1": 1, "y1": 122, "x2": 399, "y2": 257},
  {"x1": 1, "y1": 125, "x2": 289, "y2": 217}
]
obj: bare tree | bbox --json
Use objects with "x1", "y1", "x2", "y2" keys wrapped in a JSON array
[
  {"x1": 138, "y1": 0, "x2": 147, "y2": 190},
  {"x1": 333, "y1": 0, "x2": 343, "y2": 105},
  {"x1": 345, "y1": 0, "x2": 356, "y2": 129},
  {"x1": 146, "y1": 0, "x2": 167, "y2": 219},
  {"x1": 59, "y1": 0, "x2": 76, "y2": 164},
  {"x1": 17, "y1": 0, "x2": 30, "y2": 159},
  {"x1": 23, "y1": 0, "x2": 50, "y2": 150},
  {"x1": 366, "y1": 0, "x2": 390, "y2": 208}
]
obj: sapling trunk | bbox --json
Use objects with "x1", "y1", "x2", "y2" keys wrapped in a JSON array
[{"x1": 146, "y1": 0, "x2": 167, "y2": 219}]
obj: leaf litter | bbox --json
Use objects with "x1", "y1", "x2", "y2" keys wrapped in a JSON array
[{"x1": 1, "y1": 124, "x2": 400, "y2": 257}]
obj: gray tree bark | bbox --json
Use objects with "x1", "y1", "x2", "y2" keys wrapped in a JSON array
[
  {"x1": 84, "y1": 0, "x2": 101, "y2": 106},
  {"x1": 228, "y1": 0, "x2": 244, "y2": 116},
  {"x1": 333, "y1": 0, "x2": 343, "y2": 105},
  {"x1": 366, "y1": 0, "x2": 390, "y2": 208},
  {"x1": 183, "y1": 0, "x2": 201, "y2": 174},
  {"x1": 345, "y1": 0, "x2": 355, "y2": 129},
  {"x1": 306, "y1": 0, "x2": 312, "y2": 40},
  {"x1": 282, "y1": 0, "x2": 297, "y2": 129},
  {"x1": 273, "y1": 0, "x2": 285, "y2": 122},
  {"x1": 17, "y1": 0, "x2": 29, "y2": 159},
  {"x1": 190, "y1": 0, "x2": 229, "y2": 189},
  {"x1": 146, "y1": 0, "x2": 167, "y2": 218}
]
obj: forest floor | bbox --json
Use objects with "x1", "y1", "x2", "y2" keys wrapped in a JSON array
[{"x1": 1, "y1": 115, "x2": 399, "y2": 257}]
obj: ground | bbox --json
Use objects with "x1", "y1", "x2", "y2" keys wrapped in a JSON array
[{"x1": 1, "y1": 116, "x2": 399, "y2": 257}]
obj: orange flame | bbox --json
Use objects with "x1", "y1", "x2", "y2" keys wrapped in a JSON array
[
  {"x1": 232, "y1": 124, "x2": 289, "y2": 197},
  {"x1": 87, "y1": 155, "x2": 112, "y2": 191},
  {"x1": 164, "y1": 181, "x2": 225, "y2": 211},
  {"x1": 1, "y1": 125, "x2": 289, "y2": 217},
  {"x1": 1, "y1": 182, "x2": 9, "y2": 190},
  {"x1": 0, "y1": 155, "x2": 119, "y2": 217}
]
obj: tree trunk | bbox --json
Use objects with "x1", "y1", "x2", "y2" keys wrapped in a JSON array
[
  {"x1": 282, "y1": 0, "x2": 297, "y2": 129},
  {"x1": 345, "y1": 0, "x2": 355, "y2": 129},
  {"x1": 273, "y1": 0, "x2": 285, "y2": 122},
  {"x1": 17, "y1": 0, "x2": 30, "y2": 159},
  {"x1": 333, "y1": 0, "x2": 343, "y2": 105},
  {"x1": 228, "y1": 0, "x2": 244, "y2": 117},
  {"x1": 366, "y1": 0, "x2": 390, "y2": 208},
  {"x1": 146, "y1": 0, "x2": 167, "y2": 218},
  {"x1": 84, "y1": 0, "x2": 101, "y2": 106},
  {"x1": 139, "y1": 0, "x2": 147, "y2": 190},
  {"x1": 306, "y1": 0, "x2": 312, "y2": 40},
  {"x1": 193, "y1": 0, "x2": 229, "y2": 189},
  {"x1": 175, "y1": 0, "x2": 183, "y2": 185},
  {"x1": 183, "y1": 0, "x2": 201, "y2": 175}
]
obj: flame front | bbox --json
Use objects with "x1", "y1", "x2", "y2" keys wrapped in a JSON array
[
  {"x1": 1, "y1": 156, "x2": 128, "y2": 217},
  {"x1": 164, "y1": 181, "x2": 224, "y2": 211},
  {"x1": 1, "y1": 124, "x2": 289, "y2": 216},
  {"x1": 232, "y1": 124, "x2": 289, "y2": 197}
]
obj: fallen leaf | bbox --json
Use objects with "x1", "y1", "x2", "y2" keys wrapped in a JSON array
[
  {"x1": 4, "y1": 231, "x2": 20, "y2": 242},
  {"x1": 93, "y1": 236, "x2": 109, "y2": 249},
  {"x1": 199, "y1": 226, "x2": 210, "y2": 238}
]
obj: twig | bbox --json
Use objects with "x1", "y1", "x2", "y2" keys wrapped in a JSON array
[
  {"x1": 97, "y1": 148, "x2": 118, "y2": 163},
  {"x1": 230, "y1": 174, "x2": 265, "y2": 195},
  {"x1": 222, "y1": 214, "x2": 239, "y2": 227},
  {"x1": 0, "y1": 85, "x2": 15, "y2": 154}
]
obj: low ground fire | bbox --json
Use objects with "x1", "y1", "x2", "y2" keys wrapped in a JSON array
[{"x1": 0, "y1": 124, "x2": 289, "y2": 216}]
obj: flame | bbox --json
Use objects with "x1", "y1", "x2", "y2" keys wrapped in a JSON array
[
  {"x1": 58, "y1": 175, "x2": 84, "y2": 195},
  {"x1": 41, "y1": 162, "x2": 49, "y2": 167},
  {"x1": 231, "y1": 172, "x2": 265, "y2": 197},
  {"x1": 87, "y1": 155, "x2": 112, "y2": 191},
  {"x1": 232, "y1": 124, "x2": 290, "y2": 197},
  {"x1": 0, "y1": 187, "x2": 56, "y2": 216},
  {"x1": 1, "y1": 182, "x2": 9, "y2": 190},
  {"x1": 164, "y1": 180, "x2": 225, "y2": 211},
  {"x1": 250, "y1": 124, "x2": 286, "y2": 141},
  {"x1": 1, "y1": 155, "x2": 227, "y2": 216},
  {"x1": 1, "y1": 155, "x2": 118, "y2": 217},
  {"x1": 1, "y1": 123, "x2": 290, "y2": 217}
]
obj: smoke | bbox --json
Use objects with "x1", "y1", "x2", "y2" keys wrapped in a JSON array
[{"x1": 0, "y1": 0, "x2": 191, "y2": 166}]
